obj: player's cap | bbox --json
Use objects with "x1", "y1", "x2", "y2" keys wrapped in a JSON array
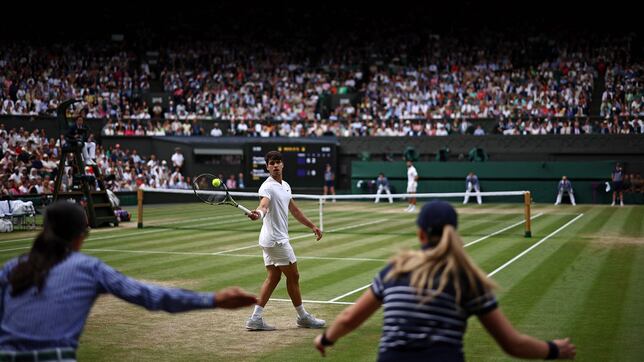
[{"x1": 417, "y1": 200, "x2": 458, "y2": 236}]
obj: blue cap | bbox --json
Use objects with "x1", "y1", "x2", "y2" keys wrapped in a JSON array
[{"x1": 417, "y1": 200, "x2": 458, "y2": 236}]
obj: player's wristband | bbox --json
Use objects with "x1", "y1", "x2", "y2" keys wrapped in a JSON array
[
  {"x1": 321, "y1": 331, "x2": 335, "y2": 346},
  {"x1": 256, "y1": 210, "x2": 264, "y2": 220},
  {"x1": 545, "y1": 340, "x2": 559, "y2": 360}
]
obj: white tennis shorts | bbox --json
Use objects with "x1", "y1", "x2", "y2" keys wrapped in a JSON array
[
  {"x1": 407, "y1": 181, "x2": 418, "y2": 193},
  {"x1": 262, "y1": 242, "x2": 297, "y2": 266}
]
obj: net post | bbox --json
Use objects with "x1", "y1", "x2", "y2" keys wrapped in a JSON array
[
  {"x1": 319, "y1": 197, "x2": 324, "y2": 232},
  {"x1": 137, "y1": 188, "x2": 144, "y2": 229},
  {"x1": 524, "y1": 191, "x2": 532, "y2": 237}
]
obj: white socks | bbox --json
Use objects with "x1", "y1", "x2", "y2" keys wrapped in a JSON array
[
  {"x1": 251, "y1": 305, "x2": 264, "y2": 319},
  {"x1": 253, "y1": 304, "x2": 308, "y2": 319},
  {"x1": 295, "y1": 305, "x2": 308, "y2": 318}
]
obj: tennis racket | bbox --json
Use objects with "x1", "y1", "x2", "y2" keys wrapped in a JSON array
[{"x1": 192, "y1": 173, "x2": 252, "y2": 215}]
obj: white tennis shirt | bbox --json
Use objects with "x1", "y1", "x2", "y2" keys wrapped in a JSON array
[
  {"x1": 407, "y1": 165, "x2": 418, "y2": 185},
  {"x1": 258, "y1": 176, "x2": 292, "y2": 247}
]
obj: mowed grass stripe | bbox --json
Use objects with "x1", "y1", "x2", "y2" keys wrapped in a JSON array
[
  {"x1": 277, "y1": 260, "x2": 384, "y2": 301},
  {"x1": 294, "y1": 219, "x2": 416, "y2": 258},
  {"x1": 88, "y1": 226, "x2": 266, "y2": 268},
  {"x1": 464, "y1": 236, "x2": 596, "y2": 361},
  {"x1": 464, "y1": 214, "x2": 599, "y2": 360},
  {"x1": 100, "y1": 254, "x2": 212, "y2": 280},
  {"x1": 90, "y1": 227, "x2": 259, "y2": 253},
  {"x1": 613, "y1": 244, "x2": 644, "y2": 361},
  {"x1": 113, "y1": 253, "x2": 261, "y2": 286},
  {"x1": 466, "y1": 214, "x2": 571, "y2": 272},
  {"x1": 474, "y1": 208, "x2": 615, "y2": 323},
  {"x1": 568, "y1": 244, "x2": 637, "y2": 361},
  {"x1": 622, "y1": 206, "x2": 644, "y2": 237}
]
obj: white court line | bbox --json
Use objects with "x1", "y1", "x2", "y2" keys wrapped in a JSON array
[
  {"x1": 270, "y1": 298, "x2": 354, "y2": 305},
  {"x1": 0, "y1": 246, "x2": 30, "y2": 253},
  {"x1": 328, "y1": 284, "x2": 372, "y2": 302},
  {"x1": 464, "y1": 212, "x2": 544, "y2": 247},
  {"x1": 211, "y1": 218, "x2": 388, "y2": 255},
  {"x1": 488, "y1": 213, "x2": 584, "y2": 277}
]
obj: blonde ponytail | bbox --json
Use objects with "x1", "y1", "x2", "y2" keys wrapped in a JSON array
[{"x1": 385, "y1": 225, "x2": 497, "y2": 304}]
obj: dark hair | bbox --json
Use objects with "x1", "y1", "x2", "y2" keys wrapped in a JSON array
[
  {"x1": 9, "y1": 201, "x2": 88, "y2": 296},
  {"x1": 264, "y1": 151, "x2": 283, "y2": 164}
]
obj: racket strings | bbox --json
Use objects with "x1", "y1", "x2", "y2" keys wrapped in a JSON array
[{"x1": 193, "y1": 174, "x2": 229, "y2": 204}]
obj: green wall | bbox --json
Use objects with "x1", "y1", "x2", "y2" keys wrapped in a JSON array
[{"x1": 351, "y1": 161, "x2": 634, "y2": 204}]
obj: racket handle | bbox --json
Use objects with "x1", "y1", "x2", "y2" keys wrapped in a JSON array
[{"x1": 238, "y1": 204, "x2": 252, "y2": 215}]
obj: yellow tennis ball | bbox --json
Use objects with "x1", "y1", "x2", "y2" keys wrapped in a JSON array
[{"x1": 212, "y1": 178, "x2": 222, "y2": 187}]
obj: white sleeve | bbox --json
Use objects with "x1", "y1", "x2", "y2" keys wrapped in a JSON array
[{"x1": 258, "y1": 182, "x2": 271, "y2": 200}]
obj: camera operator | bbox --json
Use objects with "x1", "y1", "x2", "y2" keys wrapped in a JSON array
[{"x1": 65, "y1": 116, "x2": 89, "y2": 157}]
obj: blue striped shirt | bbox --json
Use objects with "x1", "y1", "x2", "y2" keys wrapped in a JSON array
[
  {"x1": 0, "y1": 252, "x2": 215, "y2": 351},
  {"x1": 371, "y1": 265, "x2": 497, "y2": 359}
]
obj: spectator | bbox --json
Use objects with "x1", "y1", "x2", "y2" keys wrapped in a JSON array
[
  {"x1": 473, "y1": 125, "x2": 486, "y2": 136},
  {"x1": 171, "y1": 147, "x2": 184, "y2": 170},
  {"x1": 226, "y1": 174, "x2": 237, "y2": 190},
  {"x1": 210, "y1": 123, "x2": 223, "y2": 137}
]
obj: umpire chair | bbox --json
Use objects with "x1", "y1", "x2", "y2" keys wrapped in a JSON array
[{"x1": 52, "y1": 100, "x2": 118, "y2": 227}]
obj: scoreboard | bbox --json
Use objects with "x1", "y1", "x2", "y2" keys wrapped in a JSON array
[{"x1": 246, "y1": 142, "x2": 336, "y2": 188}]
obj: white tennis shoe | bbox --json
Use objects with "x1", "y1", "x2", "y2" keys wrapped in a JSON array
[
  {"x1": 297, "y1": 313, "x2": 326, "y2": 328},
  {"x1": 245, "y1": 317, "x2": 276, "y2": 331}
]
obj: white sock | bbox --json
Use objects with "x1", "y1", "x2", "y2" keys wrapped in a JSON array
[
  {"x1": 295, "y1": 305, "x2": 308, "y2": 318},
  {"x1": 251, "y1": 305, "x2": 264, "y2": 319}
]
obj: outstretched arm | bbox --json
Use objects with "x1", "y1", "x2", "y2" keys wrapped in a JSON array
[
  {"x1": 478, "y1": 308, "x2": 576, "y2": 359},
  {"x1": 314, "y1": 289, "x2": 382, "y2": 356},
  {"x1": 96, "y1": 261, "x2": 257, "y2": 311},
  {"x1": 289, "y1": 199, "x2": 322, "y2": 240},
  {"x1": 248, "y1": 197, "x2": 270, "y2": 221}
]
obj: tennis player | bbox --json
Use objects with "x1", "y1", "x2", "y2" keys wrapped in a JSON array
[
  {"x1": 405, "y1": 160, "x2": 418, "y2": 212},
  {"x1": 245, "y1": 151, "x2": 325, "y2": 331}
]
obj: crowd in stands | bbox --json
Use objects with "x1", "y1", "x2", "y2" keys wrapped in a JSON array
[
  {"x1": 0, "y1": 124, "x2": 251, "y2": 195},
  {"x1": 98, "y1": 115, "x2": 644, "y2": 138},
  {"x1": 2, "y1": 29, "x2": 643, "y2": 132}
]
